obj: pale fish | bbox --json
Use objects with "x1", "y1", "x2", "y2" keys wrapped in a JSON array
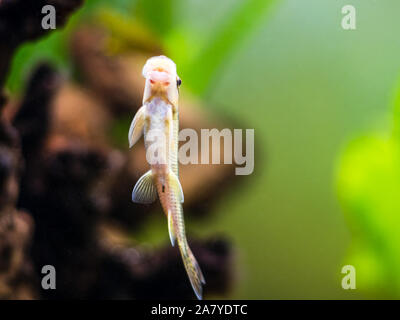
[{"x1": 128, "y1": 56, "x2": 205, "y2": 300}]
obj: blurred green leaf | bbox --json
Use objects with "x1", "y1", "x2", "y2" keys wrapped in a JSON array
[
  {"x1": 97, "y1": 9, "x2": 162, "y2": 54},
  {"x1": 181, "y1": 0, "x2": 277, "y2": 95},
  {"x1": 89, "y1": 0, "x2": 279, "y2": 98},
  {"x1": 391, "y1": 77, "x2": 400, "y2": 139},
  {"x1": 6, "y1": 32, "x2": 70, "y2": 93},
  {"x1": 337, "y1": 78, "x2": 400, "y2": 297},
  {"x1": 133, "y1": 0, "x2": 182, "y2": 37}
]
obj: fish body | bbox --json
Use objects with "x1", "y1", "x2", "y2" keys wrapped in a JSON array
[{"x1": 128, "y1": 56, "x2": 205, "y2": 299}]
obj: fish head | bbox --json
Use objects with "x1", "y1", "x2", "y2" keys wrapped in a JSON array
[{"x1": 142, "y1": 55, "x2": 180, "y2": 107}]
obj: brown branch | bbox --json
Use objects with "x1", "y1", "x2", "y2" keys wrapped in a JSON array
[{"x1": 0, "y1": 0, "x2": 84, "y2": 92}]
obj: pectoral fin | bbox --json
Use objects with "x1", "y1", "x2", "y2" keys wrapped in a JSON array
[
  {"x1": 128, "y1": 106, "x2": 145, "y2": 148},
  {"x1": 168, "y1": 171, "x2": 184, "y2": 203},
  {"x1": 132, "y1": 170, "x2": 157, "y2": 204}
]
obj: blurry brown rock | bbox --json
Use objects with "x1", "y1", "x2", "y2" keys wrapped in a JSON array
[
  {"x1": 51, "y1": 84, "x2": 112, "y2": 147},
  {"x1": 95, "y1": 235, "x2": 234, "y2": 299},
  {"x1": 0, "y1": 105, "x2": 37, "y2": 299},
  {"x1": 71, "y1": 27, "x2": 146, "y2": 115}
]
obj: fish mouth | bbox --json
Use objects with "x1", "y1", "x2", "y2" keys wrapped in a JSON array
[{"x1": 149, "y1": 69, "x2": 171, "y2": 87}]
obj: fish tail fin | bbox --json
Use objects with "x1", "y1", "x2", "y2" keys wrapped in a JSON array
[{"x1": 178, "y1": 240, "x2": 206, "y2": 300}]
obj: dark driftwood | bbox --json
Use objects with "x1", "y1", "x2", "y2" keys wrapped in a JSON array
[
  {"x1": 0, "y1": 105, "x2": 37, "y2": 299},
  {"x1": 0, "y1": 0, "x2": 83, "y2": 92},
  {"x1": 0, "y1": 0, "x2": 84, "y2": 300},
  {"x1": 7, "y1": 62, "x2": 234, "y2": 299},
  {"x1": 0, "y1": 3, "x2": 237, "y2": 299}
]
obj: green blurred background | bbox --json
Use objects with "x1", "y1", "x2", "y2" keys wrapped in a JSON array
[
  {"x1": 7, "y1": 0, "x2": 400, "y2": 299},
  {"x1": 190, "y1": 0, "x2": 400, "y2": 299}
]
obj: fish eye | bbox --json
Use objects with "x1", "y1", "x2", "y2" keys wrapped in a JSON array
[{"x1": 177, "y1": 78, "x2": 182, "y2": 87}]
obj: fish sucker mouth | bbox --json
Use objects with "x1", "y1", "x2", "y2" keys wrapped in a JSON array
[
  {"x1": 148, "y1": 75, "x2": 171, "y2": 96},
  {"x1": 148, "y1": 69, "x2": 171, "y2": 85},
  {"x1": 150, "y1": 79, "x2": 170, "y2": 87}
]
